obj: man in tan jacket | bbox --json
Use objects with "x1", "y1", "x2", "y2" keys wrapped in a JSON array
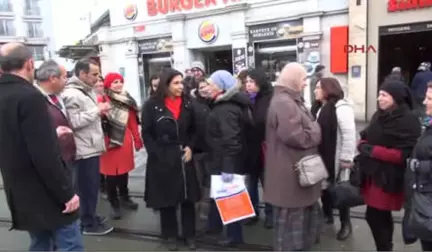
[{"x1": 62, "y1": 59, "x2": 113, "y2": 236}]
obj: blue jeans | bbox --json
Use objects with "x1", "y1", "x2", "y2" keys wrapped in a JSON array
[
  {"x1": 248, "y1": 173, "x2": 273, "y2": 219},
  {"x1": 28, "y1": 220, "x2": 84, "y2": 251},
  {"x1": 208, "y1": 200, "x2": 243, "y2": 243},
  {"x1": 74, "y1": 156, "x2": 100, "y2": 228}
]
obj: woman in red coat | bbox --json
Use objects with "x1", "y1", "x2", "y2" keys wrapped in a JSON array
[
  {"x1": 357, "y1": 80, "x2": 421, "y2": 251},
  {"x1": 98, "y1": 72, "x2": 144, "y2": 220}
]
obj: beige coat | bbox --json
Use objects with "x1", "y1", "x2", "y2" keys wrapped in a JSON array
[
  {"x1": 264, "y1": 86, "x2": 322, "y2": 208},
  {"x1": 62, "y1": 76, "x2": 105, "y2": 160}
]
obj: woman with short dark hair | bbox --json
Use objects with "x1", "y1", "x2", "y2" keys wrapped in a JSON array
[
  {"x1": 312, "y1": 77, "x2": 357, "y2": 241},
  {"x1": 141, "y1": 68, "x2": 200, "y2": 250}
]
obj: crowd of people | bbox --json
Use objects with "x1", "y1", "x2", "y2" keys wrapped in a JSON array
[{"x1": 0, "y1": 41, "x2": 432, "y2": 252}]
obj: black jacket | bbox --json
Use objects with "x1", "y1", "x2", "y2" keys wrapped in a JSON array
[
  {"x1": 206, "y1": 87, "x2": 253, "y2": 175},
  {"x1": 141, "y1": 95, "x2": 200, "y2": 209},
  {"x1": 0, "y1": 74, "x2": 77, "y2": 231},
  {"x1": 248, "y1": 69, "x2": 273, "y2": 176},
  {"x1": 190, "y1": 90, "x2": 211, "y2": 153}
]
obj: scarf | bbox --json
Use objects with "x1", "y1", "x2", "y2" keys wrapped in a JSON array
[
  {"x1": 248, "y1": 92, "x2": 257, "y2": 104},
  {"x1": 105, "y1": 89, "x2": 139, "y2": 147},
  {"x1": 164, "y1": 97, "x2": 182, "y2": 120},
  {"x1": 314, "y1": 100, "x2": 338, "y2": 182},
  {"x1": 360, "y1": 104, "x2": 420, "y2": 193}
]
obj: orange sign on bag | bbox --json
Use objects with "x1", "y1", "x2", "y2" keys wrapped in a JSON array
[{"x1": 215, "y1": 190, "x2": 255, "y2": 224}]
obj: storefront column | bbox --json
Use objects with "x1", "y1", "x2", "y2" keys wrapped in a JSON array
[
  {"x1": 169, "y1": 15, "x2": 193, "y2": 72},
  {"x1": 172, "y1": 40, "x2": 192, "y2": 72},
  {"x1": 302, "y1": 17, "x2": 322, "y2": 107},
  {"x1": 124, "y1": 50, "x2": 142, "y2": 105},
  {"x1": 348, "y1": 0, "x2": 368, "y2": 121},
  {"x1": 98, "y1": 44, "x2": 111, "y2": 76},
  {"x1": 231, "y1": 32, "x2": 248, "y2": 74}
]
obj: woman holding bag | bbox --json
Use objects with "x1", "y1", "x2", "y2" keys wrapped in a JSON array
[
  {"x1": 311, "y1": 77, "x2": 356, "y2": 240},
  {"x1": 98, "y1": 73, "x2": 143, "y2": 220}
]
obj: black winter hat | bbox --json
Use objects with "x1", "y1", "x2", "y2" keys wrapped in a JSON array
[{"x1": 379, "y1": 80, "x2": 413, "y2": 109}]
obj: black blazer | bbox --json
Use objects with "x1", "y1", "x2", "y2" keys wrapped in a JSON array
[{"x1": 0, "y1": 74, "x2": 77, "y2": 232}]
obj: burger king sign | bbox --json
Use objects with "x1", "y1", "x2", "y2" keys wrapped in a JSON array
[
  {"x1": 124, "y1": 4, "x2": 138, "y2": 21},
  {"x1": 198, "y1": 20, "x2": 218, "y2": 43}
]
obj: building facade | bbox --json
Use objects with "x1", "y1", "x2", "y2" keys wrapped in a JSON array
[
  {"x1": 84, "y1": 0, "x2": 349, "y2": 105},
  {"x1": 0, "y1": 0, "x2": 54, "y2": 64}
]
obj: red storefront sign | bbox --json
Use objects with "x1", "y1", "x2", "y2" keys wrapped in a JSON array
[
  {"x1": 147, "y1": 0, "x2": 240, "y2": 16},
  {"x1": 388, "y1": 0, "x2": 432, "y2": 12}
]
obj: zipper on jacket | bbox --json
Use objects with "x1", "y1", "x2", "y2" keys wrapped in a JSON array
[{"x1": 156, "y1": 116, "x2": 188, "y2": 200}]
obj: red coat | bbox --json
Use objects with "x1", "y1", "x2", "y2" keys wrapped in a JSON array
[
  {"x1": 360, "y1": 143, "x2": 405, "y2": 211},
  {"x1": 98, "y1": 95, "x2": 143, "y2": 176}
]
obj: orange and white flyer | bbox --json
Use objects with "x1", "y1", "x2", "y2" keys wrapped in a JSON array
[{"x1": 210, "y1": 175, "x2": 256, "y2": 225}]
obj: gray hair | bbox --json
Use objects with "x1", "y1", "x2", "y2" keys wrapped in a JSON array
[{"x1": 36, "y1": 59, "x2": 61, "y2": 82}]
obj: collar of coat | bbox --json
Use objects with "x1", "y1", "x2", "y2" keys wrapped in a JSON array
[
  {"x1": 273, "y1": 85, "x2": 303, "y2": 102},
  {"x1": 66, "y1": 76, "x2": 93, "y2": 93}
]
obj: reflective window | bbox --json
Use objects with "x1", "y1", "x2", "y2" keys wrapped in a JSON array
[
  {"x1": 0, "y1": 19, "x2": 15, "y2": 36},
  {"x1": 26, "y1": 22, "x2": 43, "y2": 38},
  {"x1": 24, "y1": 0, "x2": 40, "y2": 15},
  {"x1": 0, "y1": 0, "x2": 12, "y2": 12}
]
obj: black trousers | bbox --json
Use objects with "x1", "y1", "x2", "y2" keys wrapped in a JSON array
[
  {"x1": 159, "y1": 201, "x2": 196, "y2": 239},
  {"x1": 321, "y1": 189, "x2": 350, "y2": 223},
  {"x1": 106, "y1": 173, "x2": 129, "y2": 207},
  {"x1": 365, "y1": 206, "x2": 394, "y2": 251},
  {"x1": 421, "y1": 240, "x2": 432, "y2": 251}
]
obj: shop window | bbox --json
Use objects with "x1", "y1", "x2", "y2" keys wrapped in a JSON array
[
  {"x1": 0, "y1": 0, "x2": 12, "y2": 12},
  {"x1": 26, "y1": 21, "x2": 43, "y2": 38},
  {"x1": 0, "y1": 19, "x2": 15, "y2": 36},
  {"x1": 254, "y1": 40, "x2": 297, "y2": 84}
]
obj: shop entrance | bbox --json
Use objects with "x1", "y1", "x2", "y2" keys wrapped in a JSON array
[
  {"x1": 378, "y1": 28, "x2": 432, "y2": 87},
  {"x1": 198, "y1": 47, "x2": 233, "y2": 74}
]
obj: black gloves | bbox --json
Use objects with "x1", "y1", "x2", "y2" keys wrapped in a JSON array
[{"x1": 358, "y1": 143, "x2": 374, "y2": 156}]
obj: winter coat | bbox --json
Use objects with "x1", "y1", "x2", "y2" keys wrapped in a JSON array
[
  {"x1": 99, "y1": 107, "x2": 142, "y2": 176},
  {"x1": 141, "y1": 96, "x2": 200, "y2": 209},
  {"x1": 411, "y1": 71, "x2": 432, "y2": 102},
  {"x1": 190, "y1": 90, "x2": 211, "y2": 153},
  {"x1": 35, "y1": 85, "x2": 77, "y2": 163},
  {"x1": 315, "y1": 99, "x2": 357, "y2": 182},
  {"x1": 62, "y1": 76, "x2": 105, "y2": 159},
  {"x1": 248, "y1": 88, "x2": 273, "y2": 176},
  {"x1": 206, "y1": 86, "x2": 253, "y2": 175},
  {"x1": 0, "y1": 74, "x2": 77, "y2": 231},
  {"x1": 264, "y1": 86, "x2": 322, "y2": 208}
]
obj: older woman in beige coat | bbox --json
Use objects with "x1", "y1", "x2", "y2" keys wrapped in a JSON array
[{"x1": 264, "y1": 63, "x2": 322, "y2": 251}]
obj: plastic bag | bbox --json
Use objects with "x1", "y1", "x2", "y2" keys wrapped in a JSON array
[{"x1": 402, "y1": 207, "x2": 418, "y2": 245}]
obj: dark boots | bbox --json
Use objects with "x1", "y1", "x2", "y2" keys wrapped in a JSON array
[{"x1": 337, "y1": 207, "x2": 352, "y2": 241}]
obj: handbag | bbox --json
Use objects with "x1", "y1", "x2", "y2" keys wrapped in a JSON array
[
  {"x1": 294, "y1": 154, "x2": 329, "y2": 187},
  {"x1": 328, "y1": 168, "x2": 364, "y2": 209}
]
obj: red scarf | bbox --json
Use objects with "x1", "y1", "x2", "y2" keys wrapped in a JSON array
[{"x1": 164, "y1": 97, "x2": 182, "y2": 120}]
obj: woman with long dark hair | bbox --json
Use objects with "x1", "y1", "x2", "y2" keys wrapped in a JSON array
[
  {"x1": 311, "y1": 77, "x2": 356, "y2": 240},
  {"x1": 244, "y1": 68, "x2": 274, "y2": 228},
  {"x1": 141, "y1": 68, "x2": 200, "y2": 250},
  {"x1": 357, "y1": 80, "x2": 421, "y2": 251}
]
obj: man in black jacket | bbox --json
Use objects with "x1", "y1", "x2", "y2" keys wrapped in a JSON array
[{"x1": 0, "y1": 43, "x2": 82, "y2": 251}]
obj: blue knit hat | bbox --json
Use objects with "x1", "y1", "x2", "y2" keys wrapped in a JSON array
[{"x1": 209, "y1": 70, "x2": 237, "y2": 91}]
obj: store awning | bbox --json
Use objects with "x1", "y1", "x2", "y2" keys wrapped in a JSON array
[{"x1": 57, "y1": 45, "x2": 99, "y2": 60}]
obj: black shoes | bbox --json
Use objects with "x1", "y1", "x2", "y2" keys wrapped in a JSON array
[
  {"x1": 121, "y1": 197, "x2": 139, "y2": 210},
  {"x1": 244, "y1": 216, "x2": 259, "y2": 225},
  {"x1": 111, "y1": 207, "x2": 121, "y2": 220},
  {"x1": 264, "y1": 216, "x2": 273, "y2": 229},
  {"x1": 185, "y1": 238, "x2": 197, "y2": 250},
  {"x1": 163, "y1": 237, "x2": 178, "y2": 251},
  {"x1": 336, "y1": 221, "x2": 352, "y2": 241}
]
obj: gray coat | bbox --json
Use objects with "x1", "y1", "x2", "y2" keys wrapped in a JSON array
[{"x1": 264, "y1": 86, "x2": 322, "y2": 208}]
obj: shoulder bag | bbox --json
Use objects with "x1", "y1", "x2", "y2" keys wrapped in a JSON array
[{"x1": 293, "y1": 99, "x2": 328, "y2": 187}]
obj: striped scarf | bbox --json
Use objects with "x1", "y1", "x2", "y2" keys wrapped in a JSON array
[{"x1": 105, "y1": 89, "x2": 139, "y2": 147}]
